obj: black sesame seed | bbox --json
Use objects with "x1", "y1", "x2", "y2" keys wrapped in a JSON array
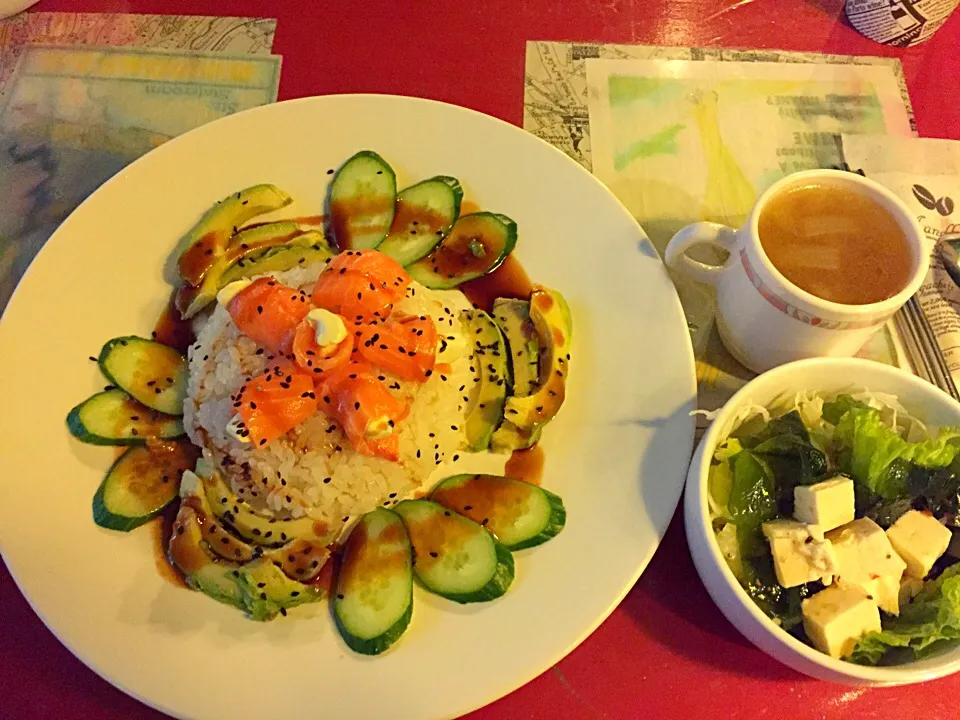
[{"x1": 429, "y1": 551, "x2": 439, "y2": 558}]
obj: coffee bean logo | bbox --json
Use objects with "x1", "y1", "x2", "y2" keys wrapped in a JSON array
[
  {"x1": 936, "y1": 196, "x2": 955, "y2": 217},
  {"x1": 912, "y1": 184, "x2": 937, "y2": 209}
]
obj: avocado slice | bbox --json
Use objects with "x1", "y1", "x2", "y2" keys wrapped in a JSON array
[
  {"x1": 236, "y1": 558, "x2": 324, "y2": 621},
  {"x1": 490, "y1": 299, "x2": 544, "y2": 452},
  {"x1": 176, "y1": 226, "x2": 326, "y2": 319},
  {"x1": 199, "y1": 470, "x2": 332, "y2": 546},
  {"x1": 180, "y1": 471, "x2": 256, "y2": 563},
  {"x1": 502, "y1": 286, "x2": 572, "y2": 432},
  {"x1": 168, "y1": 504, "x2": 247, "y2": 612},
  {"x1": 493, "y1": 299, "x2": 540, "y2": 397},
  {"x1": 261, "y1": 538, "x2": 331, "y2": 582},
  {"x1": 462, "y1": 310, "x2": 510, "y2": 451},
  {"x1": 218, "y1": 231, "x2": 334, "y2": 287},
  {"x1": 176, "y1": 184, "x2": 293, "y2": 287},
  {"x1": 168, "y1": 502, "x2": 324, "y2": 620}
]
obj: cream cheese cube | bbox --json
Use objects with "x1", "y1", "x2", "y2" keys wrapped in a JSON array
[
  {"x1": 886, "y1": 510, "x2": 952, "y2": 579},
  {"x1": 794, "y1": 477, "x2": 855, "y2": 531},
  {"x1": 802, "y1": 586, "x2": 881, "y2": 659},
  {"x1": 762, "y1": 519, "x2": 837, "y2": 588},
  {"x1": 826, "y1": 517, "x2": 906, "y2": 615}
]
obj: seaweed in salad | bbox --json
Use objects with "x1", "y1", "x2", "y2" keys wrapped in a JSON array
[{"x1": 709, "y1": 391, "x2": 960, "y2": 664}]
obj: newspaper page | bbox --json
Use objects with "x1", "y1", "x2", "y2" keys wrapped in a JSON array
[
  {"x1": 842, "y1": 135, "x2": 960, "y2": 397},
  {"x1": 0, "y1": 14, "x2": 279, "y2": 311},
  {"x1": 524, "y1": 42, "x2": 917, "y2": 414}
]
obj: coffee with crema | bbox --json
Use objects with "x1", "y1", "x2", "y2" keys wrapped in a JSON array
[{"x1": 758, "y1": 183, "x2": 913, "y2": 305}]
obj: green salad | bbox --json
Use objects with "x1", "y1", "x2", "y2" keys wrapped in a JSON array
[{"x1": 709, "y1": 390, "x2": 960, "y2": 665}]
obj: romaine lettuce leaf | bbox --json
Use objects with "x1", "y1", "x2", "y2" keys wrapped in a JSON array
[
  {"x1": 834, "y1": 404, "x2": 960, "y2": 498},
  {"x1": 850, "y1": 563, "x2": 960, "y2": 665},
  {"x1": 728, "y1": 450, "x2": 777, "y2": 535}
]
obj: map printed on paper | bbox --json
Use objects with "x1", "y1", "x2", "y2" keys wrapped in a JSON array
[
  {"x1": 524, "y1": 41, "x2": 917, "y2": 414},
  {"x1": 0, "y1": 14, "x2": 278, "y2": 311}
]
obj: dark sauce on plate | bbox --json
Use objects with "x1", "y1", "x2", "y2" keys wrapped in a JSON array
[{"x1": 150, "y1": 230, "x2": 547, "y2": 587}]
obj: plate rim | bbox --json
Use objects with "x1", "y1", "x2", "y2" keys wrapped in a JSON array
[{"x1": 0, "y1": 93, "x2": 697, "y2": 719}]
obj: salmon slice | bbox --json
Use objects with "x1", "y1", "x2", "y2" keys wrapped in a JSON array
[
  {"x1": 234, "y1": 364, "x2": 317, "y2": 447},
  {"x1": 226, "y1": 278, "x2": 311, "y2": 354},
  {"x1": 356, "y1": 314, "x2": 437, "y2": 382},
  {"x1": 326, "y1": 250, "x2": 411, "y2": 302},
  {"x1": 292, "y1": 316, "x2": 354, "y2": 376},
  {"x1": 316, "y1": 362, "x2": 410, "y2": 461},
  {"x1": 311, "y1": 250, "x2": 412, "y2": 321}
]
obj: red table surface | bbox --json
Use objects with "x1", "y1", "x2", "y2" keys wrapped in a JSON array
[{"x1": 4, "y1": 1, "x2": 960, "y2": 718}]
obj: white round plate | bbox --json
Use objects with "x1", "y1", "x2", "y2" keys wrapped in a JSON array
[{"x1": 0, "y1": 95, "x2": 696, "y2": 720}]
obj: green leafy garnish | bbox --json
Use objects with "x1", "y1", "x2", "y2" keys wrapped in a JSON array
[
  {"x1": 851, "y1": 564, "x2": 960, "y2": 665},
  {"x1": 833, "y1": 402, "x2": 960, "y2": 498}
]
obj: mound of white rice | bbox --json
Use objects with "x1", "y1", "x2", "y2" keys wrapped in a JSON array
[{"x1": 182, "y1": 262, "x2": 486, "y2": 543}]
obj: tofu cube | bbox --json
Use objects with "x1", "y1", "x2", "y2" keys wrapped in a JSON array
[
  {"x1": 762, "y1": 519, "x2": 837, "y2": 588},
  {"x1": 794, "y1": 477, "x2": 855, "y2": 532},
  {"x1": 898, "y1": 576, "x2": 925, "y2": 607},
  {"x1": 826, "y1": 517, "x2": 906, "y2": 615},
  {"x1": 886, "y1": 510, "x2": 952, "y2": 579},
  {"x1": 802, "y1": 586, "x2": 882, "y2": 659}
]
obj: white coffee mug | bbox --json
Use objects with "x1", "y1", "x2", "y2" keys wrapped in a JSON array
[{"x1": 664, "y1": 169, "x2": 927, "y2": 373}]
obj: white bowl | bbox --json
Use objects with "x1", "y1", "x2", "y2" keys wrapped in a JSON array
[{"x1": 684, "y1": 357, "x2": 960, "y2": 685}]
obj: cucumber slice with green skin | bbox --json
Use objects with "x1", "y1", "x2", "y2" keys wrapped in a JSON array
[
  {"x1": 176, "y1": 184, "x2": 293, "y2": 286},
  {"x1": 98, "y1": 337, "x2": 187, "y2": 416},
  {"x1": 393, "y1": 499, "x2": 514, "y2": 604},
  {"x1": 329, "y1": 151, "x2": 397, "y2": 251},
  {"x1": 93, "y1": 439, "x2": 200, "y2": 532},
  {"x1": 463, "y1": 310, "x2": 510, "y2": 452},
  {"x1": 335, "y1": 508, "x2": 414, "y2": 655},
  {"x1": 219, "y1": 232, "x2": 333, "y2": 286},
  {"x1": 66, "y1": 389, "x2": 183, "y2": 445},
  {"x1": 406, "y1": 213, "x2": 517, "y2": 289},
  {"x1": 378, "y1": 176, "x2": 463, "y2": 266},
  {"x1": 431, "y1": 475, "x2": 565, "y2": 550}
]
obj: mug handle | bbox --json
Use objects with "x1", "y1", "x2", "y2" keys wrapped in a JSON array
[{"x1": 663, "y1": 222, "x2": 738, "y2": 287}]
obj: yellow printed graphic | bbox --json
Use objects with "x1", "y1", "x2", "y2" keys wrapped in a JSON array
[{"x1": 23, "y1": 47, "x2": 263, "y2": 85}]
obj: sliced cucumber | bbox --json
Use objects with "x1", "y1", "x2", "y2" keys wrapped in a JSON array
[
  {"x1": 329, "y1": 151, "x2": 397, "y2": 250},
  {"x1": 393, "y1": 499, "x2": 514, "y2": 603},
  {"x1": 431, "y1": 474, "x2": 565, "y2": 550},
  {"x1": 406, "y1": 213, "x2": 517, "y2": 289},
  {"x1": 98, "y1": 337, "x2": 187, "y2": 416},
  {"x1": 93, "y1": 439, "x2": 199, "y2": 532},
  {"x1": 219, "y1": 232, "x2": 333, "y2": 286},
  {"x1": 378, "y1": 176, "x2": 463, "y2": 266},
  {"x1": 67, "y1": 389, "x2": 183, "y2": 445},
  {"x1": 335, "y1": 508, "x2": 414, "y2": 655},
  {"x1": 463, "y1": 310, "x2": 509, "y2": 452},
  {"x1": 176, "y1": 184, "x2": 292, "y2": 286}
]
